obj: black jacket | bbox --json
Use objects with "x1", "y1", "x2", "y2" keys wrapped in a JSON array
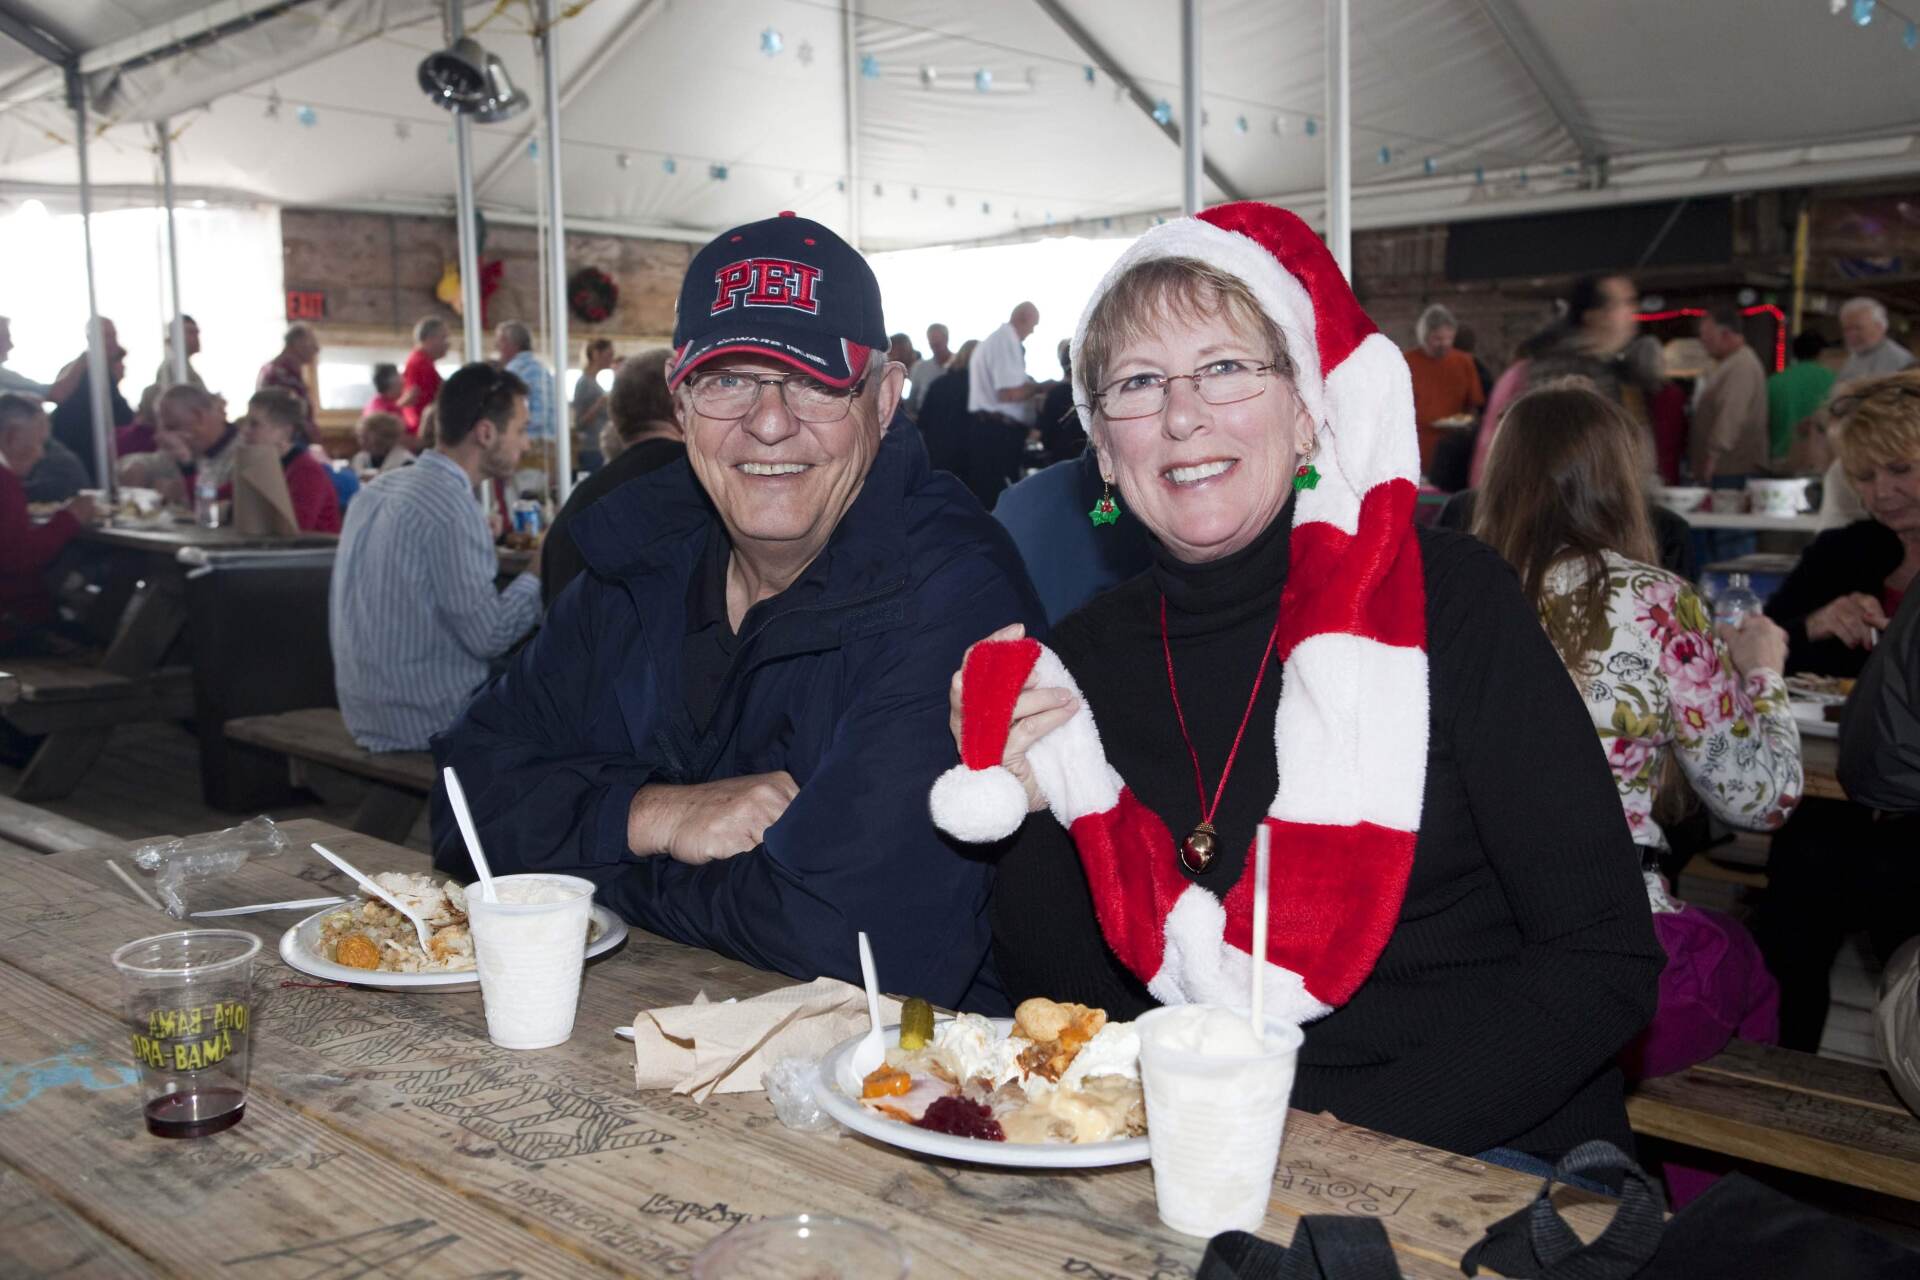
[
  {"x1": 1840, "y1": 583, "x2": 1920, "y2": 812},
  {"x1": 1764, "y1": 519, "x2": 1904, "y2": 677},
  {"x1": 433, "y1": 425, "x2": 1046, "y2": 1011},
  {"x1": 991, "y1": 510, "x2": 1662, "y2": 1159},
  {"x1": 541, "y1": 436, "x2": 686, "y2": 607}
]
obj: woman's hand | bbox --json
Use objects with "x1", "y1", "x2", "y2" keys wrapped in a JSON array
[
  {"x1": 947, "y1": 622, "x2": 1079, "y2": 814},
  {"x1": 1804, "y1": 592, "x2": 1889, "y2": 649},
  {"x1": 1717, "y1": 614, "x2": 1789, "y2": 677}
]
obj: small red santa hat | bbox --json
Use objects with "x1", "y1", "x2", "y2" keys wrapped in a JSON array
[{"x1": 931, "y1": 202, "x2": 1428, "y2": 1023}]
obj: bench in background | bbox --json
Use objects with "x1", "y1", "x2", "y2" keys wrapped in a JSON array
[
  {"x1": 1, "y1": 658, "x2": 194, "y2": 801},
  {"x1": 224, "y1": 708, "x2": 434, "y2": 844}
]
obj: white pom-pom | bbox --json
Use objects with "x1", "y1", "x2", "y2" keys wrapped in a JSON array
[{"x1": 929, "y1": 764, "x2": 1029, "y2": 843}]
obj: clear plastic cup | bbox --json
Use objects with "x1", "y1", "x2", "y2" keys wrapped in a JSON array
[
  {"x1": 111, "y1": 929, "x2": 261, "y2": 1139},
  {"x1": 690, "y1": 1215, "x2": 908, "y2": 1279},
  {"x1": 1135, "y1": 1004, "x2": 1306, "y2": 1237},
  {"x1": 465, "y1": 873, "x2": 596, "y2": 1050}
]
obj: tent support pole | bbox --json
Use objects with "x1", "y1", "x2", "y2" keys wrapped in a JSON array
[
  {"x1": 448, "y1": 0, "x2": 483, "y2": 362},
  {"x1": 1324, "y1": 0, "x2": 1352, "y2": 278},
  {"x1": 69, "y1": 67, "x2": 118, "y2": 501},
  {"x1": 1179, "y1": 0, "x2": 1201, "y2": 215},
  {"x1": 842, "y1": 0, "x2": 860, "y2": 247},
  {"x1": 539, "y1": 0, "x2": 572, "y2": 502},
  {"x1": 158, "y1": 118, "x2": 189, "y2": 388}
]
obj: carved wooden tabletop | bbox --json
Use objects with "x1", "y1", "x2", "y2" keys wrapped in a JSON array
[{"x1": 2, "y1": 819, "x2": 1616, "y2": 1278}]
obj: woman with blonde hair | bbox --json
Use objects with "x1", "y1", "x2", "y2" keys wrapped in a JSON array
[{"x1": 1758, "y1": 367, "x2": 1920, "y2": 1050}]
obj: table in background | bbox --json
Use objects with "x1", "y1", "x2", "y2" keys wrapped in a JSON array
[{"x1": 0, "y1": 819, "x2": 1620, "y2": 1279}]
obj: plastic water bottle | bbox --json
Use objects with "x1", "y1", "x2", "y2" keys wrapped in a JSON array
[
  {"x1": 195, "y1": 474, "x2": 221, "y2": 529},
  {"x1": 1712, "y1": 572, "x2": 1761, "y2": 628}
]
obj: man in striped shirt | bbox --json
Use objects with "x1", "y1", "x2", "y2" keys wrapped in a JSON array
[{"x1": 330, "y1": 364, "x2": 540, "y2": 752}]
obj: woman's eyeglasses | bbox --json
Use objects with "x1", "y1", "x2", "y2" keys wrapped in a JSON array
[
  {"x1": 1093, "y1": 361, "x2": 1279, "y2": 421},
  {"x1": 685, "y1": 369, "x2": 868, "y2": 423}
]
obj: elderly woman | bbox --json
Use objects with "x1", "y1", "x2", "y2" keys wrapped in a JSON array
[
  {"x1": 1757, "y1": 368, "x2": 1920, "y2": 1051},
  {"x1": 933, "y1": 203, "x2": 1661, "y2": 1167},
  {"x1": 351, "y1": 411, "x2": 415, "y2": 479}
]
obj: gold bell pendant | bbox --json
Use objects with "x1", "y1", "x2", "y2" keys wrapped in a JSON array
[{"x1": 1180, "y1": 822, "x2": 1217, "y2": 874}]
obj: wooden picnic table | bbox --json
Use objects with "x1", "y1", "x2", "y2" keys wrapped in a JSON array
[
  {"x1": 1, "y1": 818, "x2": 1622, "y2": 1279},
  {"x1": 1802, "y1": 734, "x2": 1844, "y2": 803},
  {"x1": 8, "y1": 525, "x2": 338, "y2": 804}
]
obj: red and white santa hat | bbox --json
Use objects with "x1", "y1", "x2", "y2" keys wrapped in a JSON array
[{"x1": 930, "y1": 202, "x2": 1429, "y2": 1023}]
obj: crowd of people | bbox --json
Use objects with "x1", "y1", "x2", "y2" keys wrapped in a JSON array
[{"x1": 5, "y1": 199, "x2": 1919, "y2": 1182}]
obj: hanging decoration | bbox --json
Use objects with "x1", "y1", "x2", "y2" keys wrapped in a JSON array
[
  {"x1": 394, "y1": 120, "x2": 411, "y2": 141},
  {"x1": 1377, "y1": 145, "x2": 1391, "y2": 164},
  {"x1": 1084, "y1": 64, "x2": 1096, "y2": 84},
  {"x1": 662, "y1": 155, "x2": 676, "y2": 174},
  {"x1": 296, "y1": 104, "x2": 317, "y2": 127},
  {"x1": 974, "y1": 69, "x2": 993, "y2": 91},
  {"x1": 1304, "y1": 116, "x2": 1318, "y2": 136},
  {"x1": 709, "y1": 163, "x2": 730, "y2": 181},
  {"x1": 567, "y1": 267, "x2": 619, "y2": 325},
  {"x1": 1853, "y1": 0, "x2": 1876, "y2": 23},
  {"x1": 264, "y1": 88, "x2": 282, "y2": 119},
  {"x1": 798, "y1": 41, "x2": 815, "y2": 66},
  {"x1": 1151, "y1": 98, "x2": 1172, "y2": 125},
  {"x1": 1423, "y1": 156, "x2": 1436, "y2": 175},
  {"x1": 616, "y1": 152, "x2": 631, "y2": 168},
  {"x1": 1234, "y1": 115, "x2": 1248, "y2": 134},
  {"x1": 759, "y1": 28, "x2": 783, "y2": 56},
  {"x1": 861, "y1": 54, "x2": 880, "y2": 79},
  {"x1": 920, "y1": 65, "x2": 936, "y2": 87}
]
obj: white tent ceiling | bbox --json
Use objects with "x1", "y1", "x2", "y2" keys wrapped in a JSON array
[{"x1": 1, "y1": 0, "x2": 1918, "y2": 252}]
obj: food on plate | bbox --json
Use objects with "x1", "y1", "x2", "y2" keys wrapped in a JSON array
[
  {"x1": 316, "y1": 873, "x2": 475, "y2": 973},
  {"x1": 1786, "y1": 674, "x2": 1855, "y2": 701},
  {"x1": 857, "y1": 1000, "x2": 1145, "y2": 1145}
]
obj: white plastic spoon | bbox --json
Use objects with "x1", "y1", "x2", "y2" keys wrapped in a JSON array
[
  {"x1": 310, "y1": 841, "x2": 434, "y2": 955},
  {"x1": 842, "y1": 932, "x2": 887, "y2": 1095},
  {"x1": 441, "y1": 765, "x2": 496, "y2": 903}
]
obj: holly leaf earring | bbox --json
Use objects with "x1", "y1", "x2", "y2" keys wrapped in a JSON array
[{"x1": 1088, "y1": 480, "x2": 1120, "y2": 526}]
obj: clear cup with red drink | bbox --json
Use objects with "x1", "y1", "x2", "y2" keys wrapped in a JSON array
[{"x1": 111, "y1": 929, "x2": 260, "y2": 1138}]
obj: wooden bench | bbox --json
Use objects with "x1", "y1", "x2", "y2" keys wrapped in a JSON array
[
  {"x1": 1627, "y1": 1039, "x2": 1920, "y2": 1201},
  {"x1": 1, "y1": 659, "x2": 195, "y2": 800},
  {"x1": 0, "y1": 794, "x2": 116, "y2": 855},
  {"x1": 224, "y1": 708, "x2": 435, "y2": 843}
]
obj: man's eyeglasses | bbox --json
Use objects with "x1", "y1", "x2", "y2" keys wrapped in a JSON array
[
  {"x1": 1093, "y1": 360, "x2": 1280, "y2": 421},
  {"x1": 685, "y1": 369, "x2": 869, "y2": 423},
  {"x1": 1830, "y1": 383, "x2": 1920, "y2": 420}
]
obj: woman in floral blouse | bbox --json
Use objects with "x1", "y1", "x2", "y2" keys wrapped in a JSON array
[{"x1": 1477, "y1": 388, "x2": 1800, "y2": 1184}]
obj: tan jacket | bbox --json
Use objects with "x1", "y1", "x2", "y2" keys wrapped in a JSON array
[{"x1": 1692, "y1": 344, "x2": 1769, "y2": 480}]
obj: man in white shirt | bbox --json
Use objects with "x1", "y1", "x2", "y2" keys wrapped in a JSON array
[
  {"x1": 966, "y1": 301, "x2": 1051, "y2": 506},
  {"x1": 1838, "y1": 297, "x2": 1916, "y2": 384},
  {"x1": 907, "y1": 323, "x2": 952, "y2": 419}
]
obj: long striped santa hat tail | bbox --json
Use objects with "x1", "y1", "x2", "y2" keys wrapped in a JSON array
[{"x1": 930, "y1": 202, "x2": 1428, "y2": 1023}]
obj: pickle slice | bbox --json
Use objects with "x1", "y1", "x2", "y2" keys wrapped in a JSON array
[{"x1": 898, "y1": 997, "x2": 935, "y2": 1050}]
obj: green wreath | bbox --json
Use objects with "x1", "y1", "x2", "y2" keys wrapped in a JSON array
[{"x1": 568, "y1": 266, "x2": 619, "y2": 324}]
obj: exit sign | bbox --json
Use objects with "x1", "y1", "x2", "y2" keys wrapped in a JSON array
[{"x1": 285, "y1": 289, "x2": 326, "y2": 321}]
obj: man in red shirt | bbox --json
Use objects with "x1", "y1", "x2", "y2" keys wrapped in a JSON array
[
  {"x1": 0, "y1": 393, "x2": 96, "y2": 652},
  {"x1": 398, "y1": 316, "x2": 452, "y2": 438},
  {"x1": 256, "y1": 322, "x2": 320, "y2": 437},
  {"x1": 243, "y1": 389, "x2": 340, "y2": 533},
  {"x1": 1403, "y1": 303, "x2": 1485, "y2": 479}
]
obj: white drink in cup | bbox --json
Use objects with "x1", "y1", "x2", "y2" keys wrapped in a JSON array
[
  {"x1": 465, "y1": 873, "x2": 597, "y2": 1050},
  {"x1": 1135, "y1": 1004, "x2": 1305, "y2": 1237}
]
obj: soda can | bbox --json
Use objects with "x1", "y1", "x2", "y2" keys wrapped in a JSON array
[{"x1": 512, "y1": 499, "x2": 543, "y2": 536}]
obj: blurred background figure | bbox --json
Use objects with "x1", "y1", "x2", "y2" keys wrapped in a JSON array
[
  {"x1": 366, "y1": 361, "x2": 405, "y2": 418},
  {"x1": 907, "y1": 323, "x2": 952, "y2": 421},
  {"x1": 1473, "y1": 275, "x2": 1639, "y2": 487},
  {"x1": 1769, "y1": 332, "x2": 1835, "y2": 467},
  {"x1": 572, "y1": 337, "x2": 618, "y2": 445},
  {"x1": 542, "y1": 348, "x2": 683, "y2": 607},
  {"x1": 153, "y1": 315, "x2": 204, "y2": 391},
  {"x1": 243, "y1": 388, "x2": 339, "y2": 533},
  {"x1": 1403, "y1": 303, "x2": 1484, "y2": 483},
  {"x1": 351, "y1": 411, "x2": 415, "y2": 480}
]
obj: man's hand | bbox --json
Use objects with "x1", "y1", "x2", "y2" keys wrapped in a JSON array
[
  {"x1": 627, "y1": 772, "x2": 799, "y2": 865},
  {"x1": 64, "y1": 493, "x2": 98, "y2": 525}
]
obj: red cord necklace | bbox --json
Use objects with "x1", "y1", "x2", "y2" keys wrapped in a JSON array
[{"x1": 1160, "y1": 594, "x2": 1286, "y2": 874}]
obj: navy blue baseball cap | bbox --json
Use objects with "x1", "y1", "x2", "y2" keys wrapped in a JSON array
[{"x1": 668, "y1": 211, "x2": 886, "y2": 391}]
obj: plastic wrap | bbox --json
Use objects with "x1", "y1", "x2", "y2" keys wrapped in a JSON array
[{"x1": 129, "y1": 816, "x2": 290, "y2": 918}]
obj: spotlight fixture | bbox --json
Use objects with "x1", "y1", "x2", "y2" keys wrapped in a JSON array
[{"x1": 418, "y1": 37, "x2": 527, "y2": 121}]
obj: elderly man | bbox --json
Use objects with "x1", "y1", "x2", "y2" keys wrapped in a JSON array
[
  {"x1": 495, "y1": 320, "x2": 556, "y2": 441},
  {"x1": 147, "y1": 384, "x2": 241, "y2": 506},
  {"x1": 49, "y1": 318, "x2": 133, "y2": 484},
  {"x1": 433, "y1": 213, "x2": 1045, "y2": 1011},
  {"x1": 1692, "y1": 305, "x2": 1770, "y2": 486},
  {"x1": 399, "y1": 316, "x2": 452, "y2": 437},
  {"x1": 332, "y1": 364, "x2": 540, "y2": 753},
  {"x1": 907, "y1": 322, "x2": 952, "y2": 419},
  {"x1": 967, "y1": 300, "x2": 1049, "y2": 508},
  {"x1": 256, "y1": 322, "x2": 319, "y2": 435},
  {"x1": 0, "y1": 394, "x2": 95, "y2": 654},
  {"x1": 1404, "y1": 303, "x2": 1484, "y2": 477},
  {"x1": 1838, "y1": 297, "x2": 1916, "y2": 384}
]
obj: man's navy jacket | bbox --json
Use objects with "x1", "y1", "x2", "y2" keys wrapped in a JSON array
[{"x1": 432, "y1": 425, "x2": 1046, "y2": 1012}]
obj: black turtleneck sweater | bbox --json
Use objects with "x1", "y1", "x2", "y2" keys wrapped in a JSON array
[{"x1": 990, "y1": 505, "x2": 1662, "y2": 1159}]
